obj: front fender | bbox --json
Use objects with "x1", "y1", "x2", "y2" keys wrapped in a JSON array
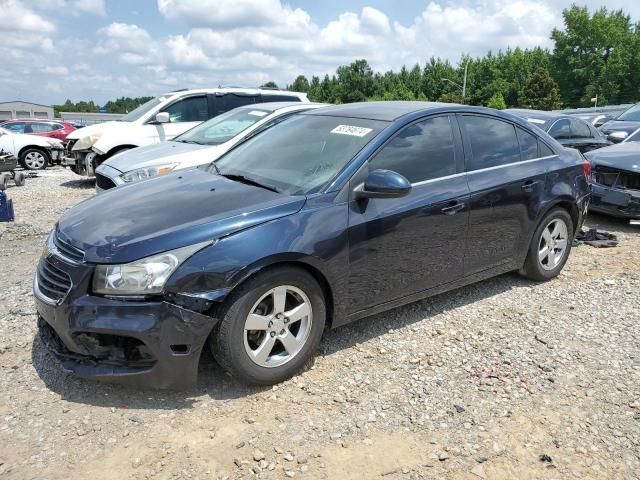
[{"x1": 165, "y1": 196, "x2": 350, "y2": 317}]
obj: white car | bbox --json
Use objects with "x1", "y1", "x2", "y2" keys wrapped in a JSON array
[
  {"x1": 65, "y1": 88, "x2": 309, "y2": 177},
  {"x1": 95, "y1": 102, "x2": 328, "y2": 192},
  {"x1": 0, "y1": 127, "x2": 64, "y2": 170}
]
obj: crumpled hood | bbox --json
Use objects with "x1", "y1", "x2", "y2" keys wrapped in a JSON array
[
  {"x1": 57, "y1": 168, "x2": 306, "y2": 264},
  {"x1": 585, "y1": 143, "x2": 640, "y2": 173},
  {"x1": 102, "y1": 141, "x2": 219, "y2": 173}
]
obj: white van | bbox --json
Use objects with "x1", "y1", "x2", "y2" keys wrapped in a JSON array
[{"x1": 63, "y1": 88, "x2": 309, "y2": 176}]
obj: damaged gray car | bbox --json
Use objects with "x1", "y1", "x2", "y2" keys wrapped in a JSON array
[{"x1": 585, "y1": 142, "x2": 640, "y2": 219}]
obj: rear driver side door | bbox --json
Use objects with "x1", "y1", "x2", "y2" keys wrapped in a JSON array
[
  {"x1": 460, "y1": 115, "x2": 550, "y2": 275},
  {"x1": 346, "y1": 115, "x2": 469, "y2": 313}
]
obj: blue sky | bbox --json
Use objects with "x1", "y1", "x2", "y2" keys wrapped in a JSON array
[{"x1": 1, "y1": 0, "x2": 636, "y2": 105}]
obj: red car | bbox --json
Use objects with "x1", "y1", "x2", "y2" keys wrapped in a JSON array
[{"x1": 0, "y1": 119, "x2": 76, "y2": 142}]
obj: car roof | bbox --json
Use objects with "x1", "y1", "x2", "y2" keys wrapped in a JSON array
[
  {"x1": 302, "y1": 101, "x2": 460, "y2": 121},
  {"x1": 160, "y1": 88, "x2": 307, "y2": 98},
  {"x1": 1, "y1": 118, "x2": 66, "y2": 123},
  {"x1": 504, "y1": 109, "x2": 571, "y2": 122},
  {"x1": 237, "y1": 102, "x2": 327, "y2": 113}
]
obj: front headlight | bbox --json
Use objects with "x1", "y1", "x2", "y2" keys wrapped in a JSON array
[
  {"x1": 72, "y1": 132, "x2": 102, "y2": 151},
  {"x1": 120, "y1": 163, "x2": 178, "y2": 184},
  {"x1": 92, "y1": 241, "x2": 212, "y2": 296}
]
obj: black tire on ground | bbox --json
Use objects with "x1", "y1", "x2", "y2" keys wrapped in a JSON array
[
  {"x1": 209, "y1": 266, "x2": 326, "y2": 385},
  {"x1": 13, "y1": 172, "x2": 26, "y2": 187},
  {"x1": 519, "y1": 207, "x2": 574, "y2": 282},
  {"x1": 19, "y1": 148, "x2": 50, "y2": 170},
  {"x1": 0, "y1": 174, "x2": 7, "y2": 191}
]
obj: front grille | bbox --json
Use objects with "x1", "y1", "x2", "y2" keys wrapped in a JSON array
[
  {"x1": 37, "y1": 259, "x2": 72, "y2": 302},
  {"x1": 593, "y1": 166, "x2": 640, "y2": 190},
  {"x1": 53, "y1": 232, "x2": 84, "y2": 262},
  {"x1": 95, "y1": 172, "x2": 116, "y2": 191}
]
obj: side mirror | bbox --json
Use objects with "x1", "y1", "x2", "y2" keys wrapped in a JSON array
[
  {"x1": 154, "y1": 112, "x2": 170, "y2": 124},
  {"x1": 354, "y1": 169, "x2": 412, "y2": 200}
]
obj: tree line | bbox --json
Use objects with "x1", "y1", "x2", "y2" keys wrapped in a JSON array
[
  {"x1": 284, "y1": 5, "x2": 639, "y2": 110},
  {"x1": 53, "y1": 96, "x2": 154, "y2": 116}
]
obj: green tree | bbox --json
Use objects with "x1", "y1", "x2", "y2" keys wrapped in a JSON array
[
  {"x1": 551, "y1": 5, "x2": 639, "y2": 106},
  {"x1": 289, "y1": 75, "x2": 310, "y2": 93},
  {"x1": 336, "y1": 59, "x2": 375, "y2": 103},
  {"x1": 487, "y1": 92, "x2": 507, "y2": 109},
  {"x1": 261, "y1": 81, "x2": 279, "y2": 89},
  {"x1": 519, "y1": 68, "x2": 562, "y2": 110}
]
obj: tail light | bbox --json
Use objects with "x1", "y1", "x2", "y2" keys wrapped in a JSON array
[{"x1": 580, "y1": 153, "x2": 591, "y2": 179}]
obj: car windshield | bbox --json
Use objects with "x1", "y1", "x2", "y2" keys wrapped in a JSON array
[
  {"x1": 175, "y1": 107, "x2": 272, "y2": 146},
  {"x1": 119, "y1": 96, "x2": 166, "y2": 122},
  {"x1": 213, "y1": 114, "x2": 387, "y2": 195},
  {"x1": 617, "y1": 104, "x2": 640, "y2": 122}
]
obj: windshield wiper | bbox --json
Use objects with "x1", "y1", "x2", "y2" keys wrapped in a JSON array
[
  {"x1": 218, "y1": 172, "x2": 280, "y2": 193},
  {"x1": 175, "y1": 139, "x2": 202, "y2": 145}
]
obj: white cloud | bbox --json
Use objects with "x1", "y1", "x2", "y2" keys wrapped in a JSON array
[
  {"x1": 157, "y1": 0, "x2": 309, "y2": 30},
  {"x1": 0, "y1": 0, "x2": 56, "y2": 35},
  {"x1": 94, "y1": 23, "x2": 160, "y2": 65},
  {"x1": 45, "y1": 66, "x2": 70, "y2": 75},
  {"x1": 71, "y1": 0, "x2": 106, "y2": 16}
]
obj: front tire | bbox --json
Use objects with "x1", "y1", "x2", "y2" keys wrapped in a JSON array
[
  {"x1": 520, "y1": 208, "x2": 574, "y2": 281},
  {"x1": 210, "y1": 266, "x2": 326, "y2": 385},
  {"x1": 19, "y1": 148, "x2": 49, "y2": 170}
]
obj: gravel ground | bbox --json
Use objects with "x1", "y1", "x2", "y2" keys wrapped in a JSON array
[{"x1": 1, "y1": 166, "x2": 639, "y2": 480}]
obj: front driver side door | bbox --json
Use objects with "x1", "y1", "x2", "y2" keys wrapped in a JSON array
[
  {"x1": 346, "y1": 115, "x2": 469, "y2": 314},
  {"x1": 153, "y1": 95, "x2": 209, "y2": 141}
]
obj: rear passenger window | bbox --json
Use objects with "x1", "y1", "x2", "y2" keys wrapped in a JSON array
[
  {"x1": 538, "y1": 142, "x2": 555, "y2": 157},
  {"x1": 461, "y1": 116, "x2": 520, "y2": 170},
  {"x1": 369, "y1": 116, "x2": 456, "y2": 183},
  {"x1": 548, "y1": 119, "x2": 571, "y2": 139},
  {"x1": 214, "y1": 94, "x2": 257, "y2": 115},
  {"x1": 262, "y1": 94, "x2": 301, "y2": 102},
  {"x1": 570, "y1": 119, "x2": 592, "y2": 139},
  {"x1": 516, "y1": 128, "x2": 538, "y2": 160}
]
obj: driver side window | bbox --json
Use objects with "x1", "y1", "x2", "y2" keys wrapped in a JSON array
[
  {"x1": 369, "y1": 116, "x2": 456, "y2": 183},
  {"x1": 161, "y1": 96, "x2": 208, "y2": 123}
]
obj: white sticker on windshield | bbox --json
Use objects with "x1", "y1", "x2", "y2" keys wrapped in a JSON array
[
  {"x1": 331, "y1": 125, "x2": 373, "y2": 137},
  {"x1": 527, "y1": 118, "x2": 546, "y2": 125},
  {"x1": 248, "y1": 110, "x2": 268, "y2": 117}
]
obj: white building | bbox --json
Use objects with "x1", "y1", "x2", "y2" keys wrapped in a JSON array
[{"x1": 0, "y1": 101, "x2": 54, "y2": 120}]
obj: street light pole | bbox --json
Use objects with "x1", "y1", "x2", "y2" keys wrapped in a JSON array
[{"x1": 462, "y1": 62, "x2": 467, "y2": 102}]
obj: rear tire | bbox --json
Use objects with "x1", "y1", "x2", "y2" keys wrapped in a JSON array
[
  {"x1": 519, "y1": 208, "x2": 574, "y2": 281},
  {"x1": 19, "y1": 148, "x2": 49, "y2": 170},
  {"x1": 209, "y1": 266, "x2": 326, "y2": 385},
  {"x1": 0, "y1": 174, "x2": 7, "y2": 191}
]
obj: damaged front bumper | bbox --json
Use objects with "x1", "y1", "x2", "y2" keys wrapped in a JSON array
[
  {"x1": 34, "y1": 263, "x2": 218, "y2": 389},
  {"x1": 589, "y1": 183, "x2": 640, "y2": 219}
]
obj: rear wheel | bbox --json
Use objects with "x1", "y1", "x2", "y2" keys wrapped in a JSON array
[
  {"x1": 0, "y1": 174, "x2": 7, "y2": 191},
  {"x1": 19, "y1": 148, "x2": 49, "y2": 170},
  {"x1": 209, "y1": 267, "x2": 326, "y2": 385},
  {"x1": 520, "y1": 208, "x2": 573, "y2": 281}
]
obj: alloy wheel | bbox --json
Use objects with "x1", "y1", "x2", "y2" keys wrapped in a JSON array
[
  {"x1": 538, "y1": 218, "x2": 568, "y2": 271},
  {"x1": 243, "y1": 285, "x2": 313, "y2": 368},
  {"x1": 24, "y1": 151, "x2": 46, "y2": 169}
]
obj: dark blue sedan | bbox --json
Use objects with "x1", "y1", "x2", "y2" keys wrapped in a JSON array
[{"x1": 34, "y1": 102, "x2": 591, "y2": 388}]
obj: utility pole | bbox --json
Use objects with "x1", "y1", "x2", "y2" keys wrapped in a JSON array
[{"x1": 462, "y1": 62, "x2": 467, "y2": 103}]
